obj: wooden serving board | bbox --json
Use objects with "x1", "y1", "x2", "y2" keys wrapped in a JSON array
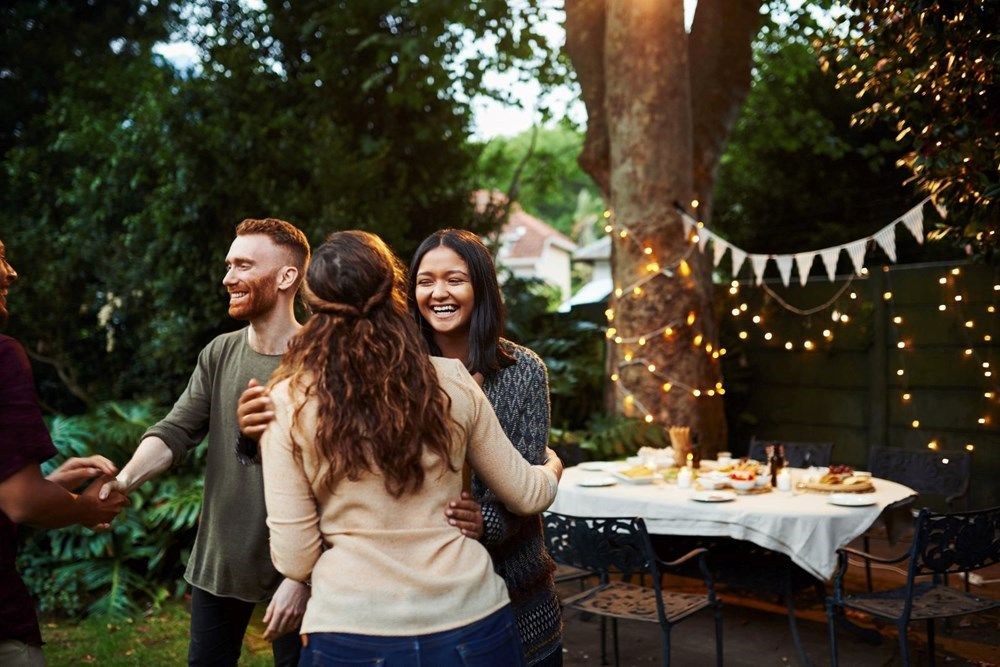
[{"x1": 798, "y1": 480, "x2": 875, "y2": 493}]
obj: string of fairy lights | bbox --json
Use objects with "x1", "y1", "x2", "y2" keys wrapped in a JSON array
[
  {"x1": 885, "y1": 265, "x2": 1000, "y2": 453},
  {"x1": 602, "y1": 205, "x2": 728, "y2": 424},
  {"x1": 604, "y1": 201, "x2": 999, "y2": 443}
]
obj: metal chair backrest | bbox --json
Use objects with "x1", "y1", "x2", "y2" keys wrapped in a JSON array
[
  {"x1": 908, "y1": 506, "x2": 1000, "y2": 584},
  {"x1": 542, "y1": 512, "x2": 658, "y2": 582},
  {"x1": 869, "y1": 446, "x2": 972, "y2": 507},
  {"x1": 748, "y1": 437, "x2": 833, "y2": 468}
]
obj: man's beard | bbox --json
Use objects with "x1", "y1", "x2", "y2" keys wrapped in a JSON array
[{"x1": 228, "y1": 272, "x2": 280, "y2": 321}]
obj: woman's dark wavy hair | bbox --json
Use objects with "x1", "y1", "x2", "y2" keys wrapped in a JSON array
[
  {"x1": 407, "y1": 229, "x2": 515, "y2": 378},
  {"x1": 271, "y1": 230, "x2": 456, "y2": 498}
]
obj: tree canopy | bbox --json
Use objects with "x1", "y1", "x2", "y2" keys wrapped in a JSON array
[
  {"x1": 823, "y1": 0, "x2": 998, "y2": 256},
  {"x1": 1, "y1": 0, "x2": 565, "y2": 409}
]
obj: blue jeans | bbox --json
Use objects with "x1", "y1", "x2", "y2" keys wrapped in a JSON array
[{"x1": 299, "y1": 605, "x2": 524, "y2": 667}]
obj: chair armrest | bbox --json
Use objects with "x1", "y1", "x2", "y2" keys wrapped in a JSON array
[
  {"x1": 838, "y1": 545, "x2": 910, "y2": 565},
  {"x1": 657, "y1": 547, "x2": 709, "y2": 569}
]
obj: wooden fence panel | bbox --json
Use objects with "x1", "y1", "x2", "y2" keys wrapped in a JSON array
[{"x1": 720, "y1": 261, "x2": 999, "y2": 508}]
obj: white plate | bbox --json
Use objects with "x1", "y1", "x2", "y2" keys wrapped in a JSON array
[
  {"x1": 577, "y1": 475, "x2": 617, "y2": 487},
  {"x1": 691, "y1": 490, "x2": 737, "y2": 503},
  {"x1": 828, "y1": 493, "x2": 877, "y2": 507},
  {"x1": 578, "y1": 461, "x2": 619, "y2": 472},
  {"x1": 612, "y1": 471, "x2": 658, "y2": 485}
]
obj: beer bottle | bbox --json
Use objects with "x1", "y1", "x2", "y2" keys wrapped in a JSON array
[{"x1": 769, "y1": 444, "x2": 785, "y2": 487}]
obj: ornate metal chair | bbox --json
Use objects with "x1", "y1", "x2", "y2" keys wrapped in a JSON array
[
  {"x1": 827, "y1": 506, "x2": 1000, "y2": 666},
  {"x1": 862, "y1": 446, "x2": 972, "y2": 591},
  {"x1": 747, "y1": 436, "x2": 833, "y2": 468},
  {"x1": 542, "y1": 512, "x2": 723, "y2": 667},
  {"x1": 867, "y1": 447, "x2": 971, "y2": 509}
]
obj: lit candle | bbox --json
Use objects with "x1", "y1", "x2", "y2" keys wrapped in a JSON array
[{"x1": 686, "y1": 453, "x2": 694, "y2": 469}]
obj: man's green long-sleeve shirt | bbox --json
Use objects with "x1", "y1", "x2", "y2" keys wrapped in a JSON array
[{"x1": 143, "y1": 328, "x2": 283, "y2": 602}]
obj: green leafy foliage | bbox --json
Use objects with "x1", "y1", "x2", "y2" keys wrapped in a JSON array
[
  {"x1": 1, "y1": 0, "x2": 568, "y2": 411},
  {"x1": 822, "y1": 0, "x2": 998, "y2": 255},
  {"x1": 500, "y1": 273, "x2": 605, "y2": 429},
  {"x1": 711, "y1": 6, "x2": 939, "y2": 272},
  {"x1": 476, "y1": 126, "x2": 605, "y2": 237},
  {"x1": 551, "y1": 413, "x2": 667, "y2": 460},
  {"x1": 19, "y1": 402, "x2": 204, "y2": 617}
]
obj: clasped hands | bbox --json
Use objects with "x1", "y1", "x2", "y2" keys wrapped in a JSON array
[
  {"x1": 237, "y1": 379, "x2": 485, "y2": 539},
  {"x1": 49, "y1": 455, "x2": 130, "y2": 530}
]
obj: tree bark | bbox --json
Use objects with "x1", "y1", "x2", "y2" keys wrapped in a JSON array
[
  {"x1": 564, "y1": 0, "x2": 762, "y2": 453},
  {"x1": 564, "y1": 0, "x2": 610, "y2": 197}
]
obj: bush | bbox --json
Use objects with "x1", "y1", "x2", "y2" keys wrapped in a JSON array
[{"x1": 18, "y1": 402, "x2": 204, "y2": 617}]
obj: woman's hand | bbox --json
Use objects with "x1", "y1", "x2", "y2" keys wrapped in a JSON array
[
  {"x1": 46, "y1": 455, "x2": 118, "y2": 490},
  {"x1": 237, "y1": 378, "x2": 275, "y2": 439},
  {"x1": 544, "y1": 447, "x2": 563, "y2": 481},
  {"x1": 445, "y1": 492, "x2": 484, "y2": 539}
]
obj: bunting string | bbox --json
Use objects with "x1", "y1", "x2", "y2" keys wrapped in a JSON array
[{"x1": 675, "y1": 196, "x2": 938, "y2": 288}]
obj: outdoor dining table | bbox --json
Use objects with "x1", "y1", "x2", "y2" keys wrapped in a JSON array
[{"x1": 550, "y1": 464, "x2": 918, "y2": 582}]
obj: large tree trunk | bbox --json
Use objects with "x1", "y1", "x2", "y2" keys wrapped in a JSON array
[{"x1": 565, "y1": 0, "x2": 762, "y2": 453}]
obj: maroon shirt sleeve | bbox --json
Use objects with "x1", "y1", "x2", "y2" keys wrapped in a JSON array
[{"x1": 0, "y1": 335, "x2": 57, "y2": 481}]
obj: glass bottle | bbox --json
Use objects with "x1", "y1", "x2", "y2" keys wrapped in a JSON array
[{"x1": 769, "y1": 444, "x2": 785, "y2": 488}]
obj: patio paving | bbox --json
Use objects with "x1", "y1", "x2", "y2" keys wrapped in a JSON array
[{"x1": 555, "y1": 535, "x2": 1000, "y2": 666}]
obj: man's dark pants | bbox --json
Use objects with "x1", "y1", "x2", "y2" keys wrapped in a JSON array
[{"x1": 188, "y1": 586, "x2": 301, "y2": 666}]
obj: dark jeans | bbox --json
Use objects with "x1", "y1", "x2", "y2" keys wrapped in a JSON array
[
  {"x1": 189, "y1": 586, "x2": 301, "y2": 667},
  {"x1": 299, "y1": 604, "x2": 524, "y2": 667}
]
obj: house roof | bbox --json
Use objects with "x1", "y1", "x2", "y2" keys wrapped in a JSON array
[
  {"x1": 573, "y1": 235, "x2": 611, "y2": 261},
  {"x1": 473, "y1": 189, "x2": 577, "y2": 260}
]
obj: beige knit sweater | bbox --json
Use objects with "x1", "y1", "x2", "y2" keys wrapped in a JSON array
[{"x1": 260, "y1": 357, "x2": 559, "y2": 636}]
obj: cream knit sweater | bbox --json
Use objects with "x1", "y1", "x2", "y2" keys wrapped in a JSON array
[{"x1": 260, "y1": 356, "x2": 559, "y2": 636}]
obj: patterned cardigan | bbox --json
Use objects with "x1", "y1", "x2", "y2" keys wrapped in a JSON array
[{"x1": 473, "y1": 339, "x2": 561, "y2": 665}]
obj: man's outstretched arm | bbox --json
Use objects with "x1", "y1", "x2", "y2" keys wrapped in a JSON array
[{"x1": 99, "y1": 436, "x2": 173, "y2": 499}]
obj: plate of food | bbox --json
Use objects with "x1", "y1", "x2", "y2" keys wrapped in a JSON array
[
  {"x1": 577, "y1": 475, "x2": 617, "y2": 487},
  {"x1": 612, "y1": 465, "x2": 658, "y2": 484},
  {"x1": 828, "y1": 492, "x2": 877, "y2": 507},
  {"x1": 800, "y1": 465, "x2": 875, "y2": 493},
  {"x1": 691, "y1": 490, "x2": 737, "y2": 503}
]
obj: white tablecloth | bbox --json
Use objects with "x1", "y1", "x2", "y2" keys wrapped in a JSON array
[{"x1": 549, "y1": 466, "x2": 917, "y2": 580}]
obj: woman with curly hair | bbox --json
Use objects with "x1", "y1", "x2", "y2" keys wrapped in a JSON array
[
  {"x1": 410, "y1": 229, "x2": 563, "y2": 666},
  {"x1": 259, "y1": 230, "x2": 563, "y2": 666}
]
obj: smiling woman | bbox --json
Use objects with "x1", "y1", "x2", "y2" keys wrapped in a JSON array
[{"x1": 407, "y1": 230, "x2": 564, "y2": 666}]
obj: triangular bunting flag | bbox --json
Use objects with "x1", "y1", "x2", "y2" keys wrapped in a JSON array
[
  {"x1": 874, "y1": 224, "x2": 897, "y2": 262},
  {"x1": 819, "y1": 247, "x2": 840, "y2": 281},
  {"x1": 794, "y1": 252, "x2": 815, "y2": 286},
  {"x1": 698, "y1": 228, "x2": 711, "y2": 252},
  {"x1": 750, "y1": 254, "x2": 770, "y2": 285},
  {"x1": 712, "y1": 236, "x2": 728, "y2": 267},
  {"x1": 775, "y1": 256, "x2": 794, "y2": 287},
  {"x1": 934, "y1": 200, "x2": 948, "y2": 220},
  {"x1": 846, "y1": 240, "x2": 868, "y2": 276},
  {"x1": 900, "y1": 205, "x2": 925, "y2": 244},
  {"x1": 681, "y1": 214, "x2": 695, "y2": 236},
  {"x1": 731, "y1": 247, "x2": 747, "y2": 278}
]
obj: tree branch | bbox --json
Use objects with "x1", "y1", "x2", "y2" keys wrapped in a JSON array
[
  {"x1": 25, "y1": 347, "x2": 95, "y2": 408},
  {"x1": 564, "y1": 0, "x2": 610, "y2": 197},
  {"x1": 689, "y1": 0, "x2": 764, "y2": 213}
]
